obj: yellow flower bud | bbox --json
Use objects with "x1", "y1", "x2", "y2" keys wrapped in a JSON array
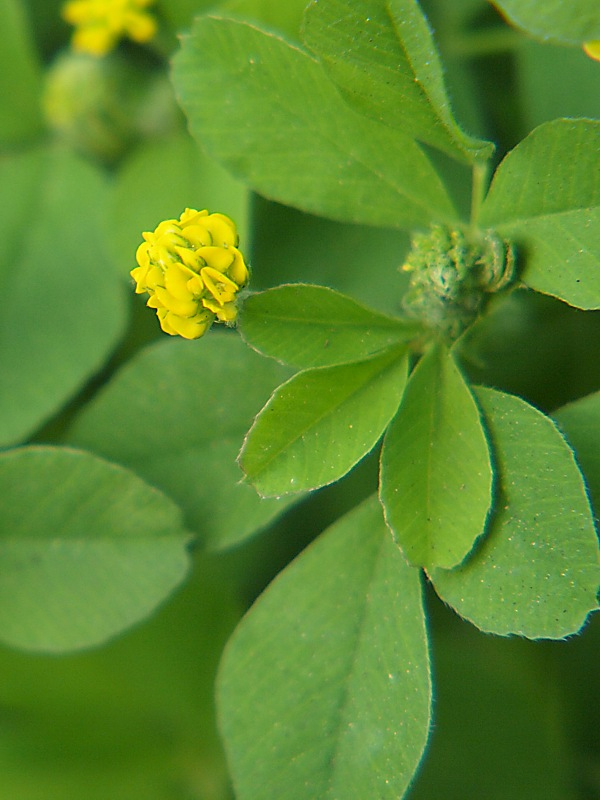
[
  {"x1": 62, "y1": 0, "x2": 157, "y2": 57},
  {"x1": 583, "y1": 41, "x2": 600, "y2": 62},
  {"x1": 131, "y1": 209, "x2": 250, "y2": 340}
]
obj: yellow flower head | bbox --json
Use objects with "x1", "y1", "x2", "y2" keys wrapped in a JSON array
[
  {"x1": 583, "y1": 41, "x2": 600, "y2": 62},
  {"x1": 62, "y1": 0, "x2": 157, "y2": 57},
  {"x1": 131, "y1": 209, "x2": 250, "y2": 340}
]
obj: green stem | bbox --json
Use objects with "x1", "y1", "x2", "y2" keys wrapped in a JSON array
[{"x1": 470, "y1": 161, "x2": 490, "y2": 232}]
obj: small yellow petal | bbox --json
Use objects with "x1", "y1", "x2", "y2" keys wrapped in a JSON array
[
  {"x1": 196, "y1": 246, "x2": 235, "y2": 273},
  {"x1": 186, "y1": 274, "x2": 205, "y2": 297},
  {"x1": 154, "y1": 285, "x2": 198, "y2": 317},
  {"x1": 164, "y1": 262, "x2": 196, "y2": 302},
  {"x1": 63, "y1": 0, "x2": 157, "y2": 56},
  {"x1": 583, "y1": 40, "x2": 600, "y2": 61},
  {"x1": 71, "y1": 26, "x2": 116, "y2": 56},
  {"x1": 179, "y1": 224, "x2": 212, "y2": 248},
  {"x1": 227, "y1": 248, "x2": 249, "y2": 286},
  {"x1": 174, "y1": 245, "x2": 202, "y2": 270},
  {"x1": 157, "y1": 308, "x2": 178, "y2": 336},
  {"x1": 124, "y1": 11, "x2": 156, "y2": 42},
  {"x1": 130, "y1": 264, "x2": 150, "y2": 293},
  {"x1": 146, "y1": 294, "x2": 162, "y2": 309},
  {"x1": 166, "y1": 310, "x2": 214, "y2": 340},
  {"x1": 203, "y1": 213, "x2": 238, "y2": 247},
  {"x1": 135, "y1": 241, "x2": 151, "y2": 268},
  {"x1": 203, "y1": 298, "x2": 237, "y2": 322},
  {"x1": 144, "y1": 265, "x2": 163, "y2": 290},
  {"x1": 179, "y1": 208, "x2": 208, "y2": 226},
  {"x1": 201, "y1": 266, "x2": 239, "y2": 306}
]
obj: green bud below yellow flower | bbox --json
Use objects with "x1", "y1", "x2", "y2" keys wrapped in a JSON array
[
  {"x1": 62, "y1": 0, "x2": 157, "y2": 57},
  {"x1": 131, "y1": 209, "x2": 249, "y2": 340}
]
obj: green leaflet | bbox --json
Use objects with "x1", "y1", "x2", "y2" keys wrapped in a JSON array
[
  {"x1": 490, "y1": 0, "x2": 600, "y2": 44},
  {"x1": 217, "y1": 495, "x2": 431, "y2": 800},
  {"x1": 430, "y1": 387, "x2": 600, "y2": 639},
  {"x1": 553, "y1": 390, "x2": 600, "y2": 516},
  {"x1": 0, "y1": 146, "x2": 127, "y2": 447},
  {"x1": 67, "y1": 334, "x2": 297, "y2": 551},
  {"x1": 239, "y1": 284, "x2": 422, "y2": 368},
  {"x1": 239, "y1": 347, "x2": 409, "y2": 496},
  {"x1": 0, "y1": 446, "x2": 190, "y2": 653},
  {"x1": 480, "y1": 119, "x2": 600, "y2": 310},
  {"x1": 380, "y1": 342, "x2": 493, "y2": 570},
  {"x1": 172, "y1": 15, "x2": 457, "y2": 229},
  {"x1": 302, "y1": 0, "x2": 493, "y2": 163}
]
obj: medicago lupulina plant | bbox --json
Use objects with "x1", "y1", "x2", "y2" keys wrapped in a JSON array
[
  {"x1": 0, "y1": 0, "x2": 599, "y2": 798},
  {"x1": 135, "y1": 1, "x2": 600, "y2": 796}
]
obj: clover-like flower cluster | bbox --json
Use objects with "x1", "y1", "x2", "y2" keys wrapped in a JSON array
[
  {"x1": 131, "y1": 208, "x2": 249, "y2": 340},
  {"x1": 62, "y1": 0, "x2": 157, "y2": 57}
]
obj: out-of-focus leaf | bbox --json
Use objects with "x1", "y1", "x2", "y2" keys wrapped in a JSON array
[
  {"x1": 516, "y1": 41, "x2": 600, "y2": 131},
  {"x1": 0, "y1": 552, "x2": 240, "y2": 799},
  {"x1": 0, "y1": 0, "x2": 43, "y2": 147},
  {"x1": 218, "y1": 496, "x2": 431, "y2": 800},
  {"x1": 0, "y1": 446, "x2": 190, "y2": 653},
  {"x1": 490, "y1": 0, "x2": 600, "y2": 44},
  {"x1": 0, "y1": 146, "x2": 127, "y2": 446},
  {"x1": 67, "y1": 334, "x2": 297, "y2": 550},
  {"x1": 553, "y1": 390, "x2": 600, "y2": 516}
]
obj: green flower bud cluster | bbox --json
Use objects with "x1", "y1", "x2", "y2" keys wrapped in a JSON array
[{"x1": 402, "y1": 224, "x2": 516, "y2": 340}]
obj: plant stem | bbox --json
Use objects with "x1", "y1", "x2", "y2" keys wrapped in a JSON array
[{"x1": 470, "y1": 160, "x2": 490, "y2": 232}]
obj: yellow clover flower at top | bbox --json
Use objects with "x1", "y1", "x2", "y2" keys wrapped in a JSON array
[
  {"x1": 62, "y1": 0, "x2": 157, "y2": 57},
  {"x1": 583, "y1": 41, "x2": 600, "y2": 62},
  {"x1": 131, "y1": 209, "x2": 250, "y2": 340}
]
